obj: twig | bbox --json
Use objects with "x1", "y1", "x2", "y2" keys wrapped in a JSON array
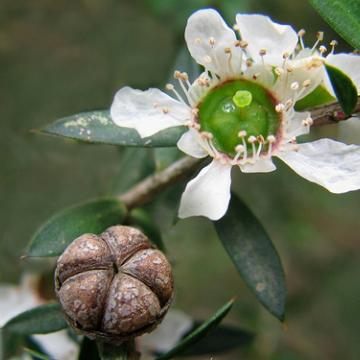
[
  {"x1": 119, "y1": 98, "x2": 360, "y2": 209},
  {"x1": 312, "y1": 96, "x2": 360, "y2": 126},
  {"x1": 119, "y1": 156, "x2": 205, "y2": 209}
]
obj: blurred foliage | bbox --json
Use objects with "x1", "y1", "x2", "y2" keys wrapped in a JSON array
[{"x1": 1, "y1": 0, "x2": 360, "y2": 359}]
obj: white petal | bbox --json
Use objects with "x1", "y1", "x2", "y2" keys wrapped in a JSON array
[
  {"x1": 326, "y1": 53, "x2": 360, "y2": 95},
  {"x1": 177, "y1": 129, "x2": 208, "y2": 158},
  {"x1": 236, "y1": 14, "x2": 298, "y2": 65},
  {"x1": 240, "y1": 158, "x2": 276, "y2": 173},
  {"x1": 179, "y1": 160, "x2": 232, "y2": 220},
  {"x1": 277, "y1": 139, "x2": 360, "y2": 193},
  {"x1": 110, "y1": 87, "x2": 190, "y2": 138},
  {"x1": 284, "y1": 111, "x2": 311, "y2": 139},
  {"x1": 185, "y1": 9, "x2": 242, "y2": 78}
]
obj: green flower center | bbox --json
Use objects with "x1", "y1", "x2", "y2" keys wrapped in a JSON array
[{"x1": 198, "y1": 80, "x2": 281, "y2": 158}]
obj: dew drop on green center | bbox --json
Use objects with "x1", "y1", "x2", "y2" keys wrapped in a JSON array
[{"x1": 198, "y1": 80, "x2": 281, "y2": 157}]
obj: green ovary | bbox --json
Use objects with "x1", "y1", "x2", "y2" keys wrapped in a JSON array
[{"x1": 198, "y1": 80, "x2": 281, "y2": 157}]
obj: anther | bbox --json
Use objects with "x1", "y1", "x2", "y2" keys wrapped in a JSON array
[
  {"x1": 162, "y1": 107, "x2": 169, "y2": 114},
  {"x1": 267, "y1": 135, "x2": 276, "y2": 143},
  {"x1": 246, "y1": 59, "x2": 253, "y2": 67},
  {"x1": 180, "y1": 72, "x2": 189, "y2": 81},
  {"x1": 319, "y1": 45, "x2": 327, "y2": 54},
  {"x1": 316, "y1": 31, "x2": 324, "y2": 41},
  {"x1": 238, "y1": 130, "x2": 247, "y2": 138},
  {"x1": 224, "y1": 47, "x2": 232, "y2": 54},
  {"x1": 209, "y1": 37, "x2": 216, "y2": 46},
  {"x1": 166, "y1": 83, "x2": 174, "y2": 90},
  {"x1": 290, "y1": 82, "x2": 299, "y2": 90},
  {"x1": 275, "y1": 103, "x2": 285, "y2": 112},
  {"x1": 235, "y1": 144, "x2": 245, "y2": 153},
  {"x1": 298, "y1": 29, "x2": 306, "y2": 37},
  {"x1": 248, "y1": 135, "x2": 257, "y2": 143},
  {"x1": 274, "y1": 67, "x2": 284, "y2": 76},
  {"x1": 330, "y1": 40, "x2": 338, "y2": 53},
  {"x1": 173, "y1": 70, "x2": 181, "y2": 79},
  {"x1": 259, "y1": 48, "x2": 267, "y2": 56},
  {"x1": 303, "y1": 79, "x2": 311, "y2": 88},
  {"x1": 239, "y1": 40, "x2": 248, "y2": 49}
]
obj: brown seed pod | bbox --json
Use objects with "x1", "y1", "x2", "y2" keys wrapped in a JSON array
[{"x1": 55, "y1": 225, "x2": 173, "y2": 344}]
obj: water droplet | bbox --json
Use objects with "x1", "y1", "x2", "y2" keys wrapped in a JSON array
[{"x1": 222, "y1": 102, "x2": 236, "y2": 113}]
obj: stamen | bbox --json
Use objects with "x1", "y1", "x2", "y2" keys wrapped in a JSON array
[
  {"x1": 267, "y1": 135, "x2": 276, "y2": 156},
  {"x1": 248, "y1": 135, "x2": 257, "y2": 161},
  {"x1": 312, "y1": 31, "x2": 324, "y2": 51},
  {"x1": 166, "y1": 83, "x2": 187, "y2": 105},
  {"x1": 238, "y1": 131, "x2": 248, "y2": 159},
  {"x1": 232, "y1": 144, "x2": 245, "y2": 164},
  {"x1": 209, "y1": 37, "x2": 216, "y2": 46},
  {"x1": 298, "y1": 29, "x2": 306, "y2": 49},
  {"x1": 330, "y1": 40, "x2": 338, "y2": 54}
]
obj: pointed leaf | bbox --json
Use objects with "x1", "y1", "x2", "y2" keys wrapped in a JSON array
[
  {"x1": 295, "y1": 85, "x2": 335, "y2": 111},
  {"x1": 24, "y1": 348, "x2": 51, "y2": 360},
  {"x1": 177, "y1": 322, "x2": 254, "y2": 356},
  {"x1": 214, "y1": 194, "x2": 286, "y2": 321},
  {"x1": 308, "y1": 0, "x2": 360, "y2": 49},
  {"x1": 27, "y1": 198, "x2": 127, "y2": 257},
  {"x1": 325, "y1": 64, "x2": 358, "y2": 116},
  {"x1": 156, "y1": 299, "x2": 235, "y2": 360},
  {"x1": 41, "y1": 111, "x2": 185, "y2": 147},
  {"x1": 3, "y1": 303, "x2": 67, "y2": 335},
  {"x1": 127, "y1": 208, "x2": 166, "y2": 252}
]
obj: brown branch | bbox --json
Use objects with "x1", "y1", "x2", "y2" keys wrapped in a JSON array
[
  {"x1": 312, "y1": 96, "x2": 360, "y2": 126},
  {"x1": 119, "y1": 156, "x2": 205, "y2": 209},
  {"x1": 119, "y1": 98, "x2": 360, "y2": 209}
]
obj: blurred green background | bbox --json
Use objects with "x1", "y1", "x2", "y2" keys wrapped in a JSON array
[{"x1": 1, "y1": 0, "x2": 360, "y2": 359}]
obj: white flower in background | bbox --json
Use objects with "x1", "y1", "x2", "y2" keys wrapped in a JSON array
[
  {"x1": 0, "y1": 274, "x2": 78, "y2": 360},
  {"x1": 111, "y1": 9, "x2": 360, "y2": 220}
]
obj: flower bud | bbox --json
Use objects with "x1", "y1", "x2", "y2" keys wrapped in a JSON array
[{"x1": 55, "y1": 225, "x2": 173, "y2": 344}]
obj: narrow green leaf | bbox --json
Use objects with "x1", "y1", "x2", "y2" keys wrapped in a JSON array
[
  {"x1": 3, "y1": 303, "x2": 67, "y2": 335},
  {"x1": 308, "y1": 0, "x2": 360, "y2": 49},
  {"x1": 325, "y1": 64, "x2": 358, "y2": 116},
  {"x1": 41, "y1": 111, "x2": 185, "y2": 147},
  {"x1": 27, "y1": 198, "x2": 127, "y2": 257},
  {"x1": 127, "y1": 208, "x2": 166, "y2": 252},
  {"x1": 24, "y1": 348, "x2": 51, "y2": 360},
  {"x1": 177, "y1": 322, "x2": 254, "y2": 356},
  {"x1": 156, "y1": 299, "x2": 235, "y2": 360},
  {"x1": 214, "y1": 194, "x2": 286, "y2": 321},
  {"x1": 295, "y1": 85, "x2": 335, "y2": 111},
  {"x1": 109, "y1": 148, "x2": 155, "y2": 195}
]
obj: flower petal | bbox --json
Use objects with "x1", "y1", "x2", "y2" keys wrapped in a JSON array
[
  {"x1": 177, "y1": 129, "x2": 208, "y2": 158},
  {"x1": 185, "y1": 9, "x2": 241, "y2": 78},
  {"x1": 277, "y1": 139, "x2": 360, "y2": 193},
  {"x1": 236, "y1": 14, "x2": 298, "y2": 65},
  {"x1": 283, "y1": 111, "x2": 311, "y2": 139},
  {"x1": 240, "y1": 158, "x2": 276, "y2": 173},
  {"x1": 179, "y1": 160, "x2": 232, "y2": 220},
  {"x1": 110, "y1": 87, "x2": 190, "y2": 138},
  {"x1": 326, "y1": 53, "x2": 360, "y2": 95}
]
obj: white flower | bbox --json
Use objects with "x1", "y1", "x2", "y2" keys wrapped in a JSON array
[
  {"x1": 0, "y1": 274, "x2": 78, "y2": 360},
  {"x1": 111, "y1": 9, "x2": 360, "y2": 220}
]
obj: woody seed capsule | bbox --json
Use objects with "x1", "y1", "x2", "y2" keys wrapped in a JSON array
[{"x1": 55, "y1": 225, "x2": 173, "y2": 344}]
